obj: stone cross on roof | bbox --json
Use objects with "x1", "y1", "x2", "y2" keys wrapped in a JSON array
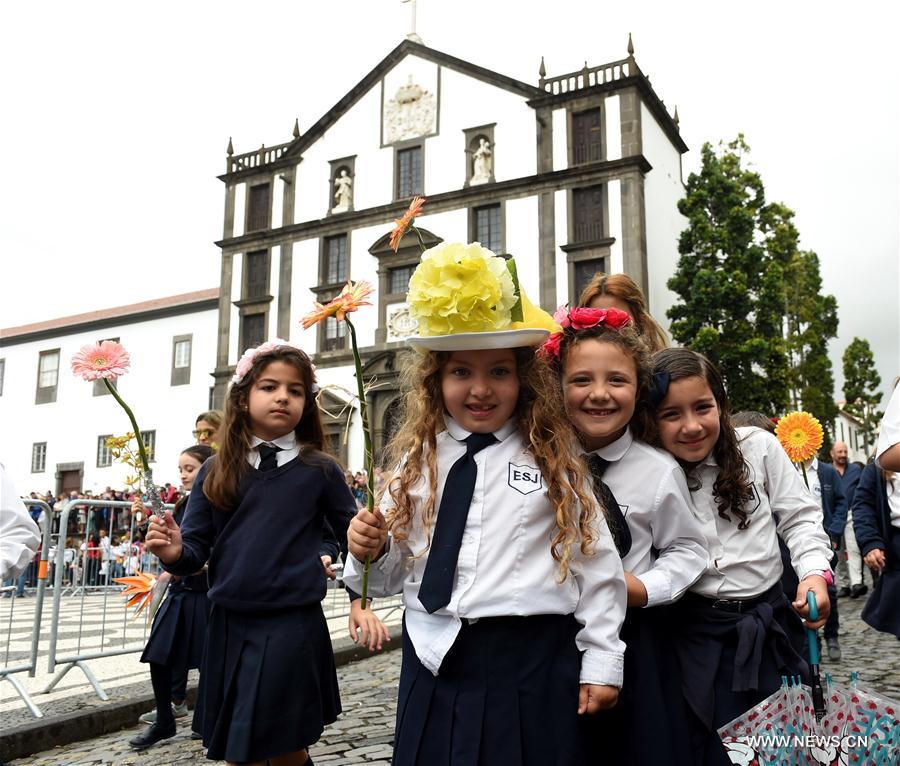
[{"x1": 402, "y1": 0, "x2": 423, "y2": 43}]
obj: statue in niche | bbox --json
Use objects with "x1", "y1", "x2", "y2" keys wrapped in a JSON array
[
  {"x1": 470, "y1": 138, "x2": 493, "y2": 185},
  {"x1": 332, "y1": 169, "x2": 352, "y2": 213}
]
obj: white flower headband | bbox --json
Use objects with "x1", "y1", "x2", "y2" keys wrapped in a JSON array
[{"x1": 231, "y1": 338, "x2": 319, "y2": 392}]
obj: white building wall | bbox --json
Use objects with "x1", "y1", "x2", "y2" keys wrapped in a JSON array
[
  {"x1": 607, "y1": 179, "x2": 623, "y2": 273},
  {"x1": 605, "y1": 95, "x2": 622, "y2": 161},
  {"x1": 233, "y1": 183, "x2": 246, "y2": 238},
  {"x1": 553, "y1": 189, "x2": 569, "y2": 307},
  {"x1": 505, "y1": 196, "x2": 540, "y2": 299},
  {"x1": 552, "y1": 108, "x2": 568, "y2": 172},
  {"x1": 639, "y1": 102, "x2": 686, "y2": 332},
  {"x1": 0, "y1": 309, "x2": 218, "y2": 495}
]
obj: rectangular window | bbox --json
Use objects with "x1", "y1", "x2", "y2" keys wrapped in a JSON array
[
  {"x1": 323, "y1": 316, "x2": 347, "y2": 351},
  {"x1": 0, "y1": 358, "x2": 4, "y2": 395},
  {"x1": 241, "y1": 313, "x2": 266, "y2": 352},
  {"x1": 140, "y1": 430, "x2": 156, "y2": 463},
  {"x1": 324, "y1": 235, "x2": 348, "y2": 284},
  {"x1": 572, "y1": 186, "x2": 604, "y2": 243},
  {"x1": 244, "y1": 250, "x2": 269, "y2": 299},
  {"x1": 31, "y1": 442, "x2": 46, "y2": 473},
  {"x1": 474, "y1": 204, "x2": 502, "y2": 253},
  {"x1": 171, "y1": 335, "x2": 192, "y2": 386},
  {"x1": 574, "y1": 258, "x2": 605, "y2": 302},
  {"x1": 97, "y1": 435, "x2": 113, "y2": 468},
  {"x1": 389, "y1": 265, "x2": 415, "y2": 295},
  {"x1": 247, "y1": 183, "x2": 271, "y2": 232},
  {"x1": 572, "y1": 108, "x2": 603, "y2": 164},
  {"x1": 36, "y1": 349, "x2": 60, "y2": 404},
  {"x1": 396, "y1": 146, "x2": 423, "y2": 198}
]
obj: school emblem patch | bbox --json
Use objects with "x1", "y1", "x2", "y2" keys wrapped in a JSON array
[{"x1": 508, "y1": 463, "x2": 543, "y2": 495}]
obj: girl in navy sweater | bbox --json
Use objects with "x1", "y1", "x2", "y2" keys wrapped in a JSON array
[{"x1": 146, "y1": 341, "x2": 356, "y2": 766}]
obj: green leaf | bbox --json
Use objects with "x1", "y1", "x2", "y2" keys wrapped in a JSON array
[{"x1": 506, "y1": 258, "x2": 523, "y2": 323}]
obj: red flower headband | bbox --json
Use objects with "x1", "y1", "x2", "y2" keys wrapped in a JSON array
[{"x1": 539, "y1": 306, "x2": 633, "y2": 360}]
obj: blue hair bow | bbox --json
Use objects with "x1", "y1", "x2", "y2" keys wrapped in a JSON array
[{"x1": 648, "y1": 371, "x2": 671, "y2": 407}]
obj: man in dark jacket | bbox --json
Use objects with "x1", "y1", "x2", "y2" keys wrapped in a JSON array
[{"x1": 828, "y1": 441, "x2": 866, "y2": 598}]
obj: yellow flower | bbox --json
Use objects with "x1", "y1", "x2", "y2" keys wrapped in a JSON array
[
  {"x1": 776, "y1": 411, "x2": 824, "y2": 463},
  {"x1": 407, "y1": 242, "x2": 517, "y2": 336}
]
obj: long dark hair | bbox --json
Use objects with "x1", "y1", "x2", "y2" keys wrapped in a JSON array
[
  {"x1": 650, "y1": 348, "x2": 755, "y2": 529},
  {"x1": 204, "y1": 347, "x2": 325, "y2": 511}
]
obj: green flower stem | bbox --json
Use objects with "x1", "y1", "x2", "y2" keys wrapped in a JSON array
[
  {"x1": 103, "y1": 378, "x2": 163, "y2": 516},
  {"x1": 103, "y1": 378, "x2": 150, "y2": 471},
  {"x1": 345, "y1": 317, "x2": 376, "y2": 608},
  {"x1": 413, "y1": 226, "x2": 427, "y2": 254}
]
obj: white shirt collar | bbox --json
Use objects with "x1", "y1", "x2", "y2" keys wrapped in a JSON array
[
  {"x1": 250, "y1": 432, "x2": 297, "y2": 451},
  {"x1": 444, "y1": 414, "x2": 518, "y2": 443},
  {"x1": 587, "y1": 428, "x2": 633, "y2": 462}
]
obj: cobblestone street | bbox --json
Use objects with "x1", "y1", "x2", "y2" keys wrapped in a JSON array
[{"x1": 9, "y1": 596, "x2": 899, "y2": 765}]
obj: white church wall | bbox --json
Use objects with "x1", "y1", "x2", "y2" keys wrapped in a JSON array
[
  {"x1": 552, "y1": 108, "x2": 568, "y2": 172},
  {"x1": 554, "y1": 189, "x2": 569, "y2": 307},
  {"x1": 607, "y1": 179, "x2": 623, "y2": 273},
  {"x1": 0, "y1": 308, "x2": 218, "y2": 494},
  {"x1": 268, "y1": 245, "x2": 281, "y2": 340},
  {"x1": 640, "y1": 102, "x2": 686, "y2": 328},
  {"x1": 233, "y1": 182, "x2": 246, "y2": 238},
  {"x1": 505, "y1": 196, "x2": 540, "y2": 300},
  {"x1": 605, "y1": 94, "x2": 622, "y2": 161},
  {"x1": 228, "y1": 255, "x2": 243, "y2": 365}
]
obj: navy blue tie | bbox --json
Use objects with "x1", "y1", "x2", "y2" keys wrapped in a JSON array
[
  {"x1": 586, "y1": 453, "x2": 632, "y2": 558},
  {"x1": 418, "y1": 432, "x2": 496, "y2": 614},
  {"x1": 258, "y1": 444, "x2": 282, "y2": 472}
]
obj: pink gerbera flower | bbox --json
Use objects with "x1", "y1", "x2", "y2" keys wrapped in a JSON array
[{"x1": 71, "y1": 340, "x2": 131, "y2": 381}]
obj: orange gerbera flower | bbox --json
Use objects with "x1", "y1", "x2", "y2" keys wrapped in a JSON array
[
  {"x1": 389, "y1": 195, "x2": 425, "y2": 252},
  {"x1": 301, "y1": 280, "x2": 375, "y2": 329},
  {"x1": 113, "y1": 571, "x2": 157, "y2": 616},
  {"x1": 776, "y1": 411, "x2": 824, "y2": 463}
]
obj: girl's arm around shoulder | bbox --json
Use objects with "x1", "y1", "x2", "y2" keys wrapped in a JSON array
[
  {"x1": 164, "y1": 460, "x2": 216, "y2": 575},
  {"x1": 639, "y1": 454, "x2": 709, "y2": 605},
  {"x1": 851, "y1": 462, "x2": 885, "y2": 556},
  {"x1": 754, "y1": 431, "x2": 832, "y2": 579},
  {"x1": 571, "y1": 495, "x2": 627, "y2": 689}
]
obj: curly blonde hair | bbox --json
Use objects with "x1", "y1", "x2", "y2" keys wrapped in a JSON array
[{"x1": 385, "y1": 346, "x2": 602, "y2": 580}]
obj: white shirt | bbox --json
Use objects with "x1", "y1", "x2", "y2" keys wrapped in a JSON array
[
  {"x1": 803, "y1": 458, "x2": 822, "y2": 505},
  {"x1": 343, "y1": 416, "x2": 627, "y2": 687},
  {"x1": 887, "y1": 475, "x2": 900, "y2": 529},
  {"x1": 0, "y1": 463, "x2": 41, "y2": 580},
  {"x1": 247, "y1": 433, "x2": 299, "y2": 468},
  {"x1": 687, "y1": 428, "x2": 832, "y2": 599},
  {"x1": 876, "y1": 385, "x2": 900, "y2": 464},
  {"x1": 589, "y1": 429, "x2": 709, "y2": 606}
]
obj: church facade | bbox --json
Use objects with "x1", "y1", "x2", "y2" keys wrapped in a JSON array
[{"x1": 213, "y1": 37, "x2": 687, "y2": 467}]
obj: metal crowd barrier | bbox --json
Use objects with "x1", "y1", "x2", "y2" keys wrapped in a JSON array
[
  {"x1": 2, "y1": 496, "x2": 404, "y2": 718},
  {"x1": 0, "y1": 500, "x2": 54, "y2": 717},
  {"x1": 43, "y1": 498, "x2": 172, "y2": 703}
]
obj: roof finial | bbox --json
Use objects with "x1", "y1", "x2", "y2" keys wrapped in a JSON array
[
  {"x1": 227, "y1": 137, "x2": 233, "y2": 156},
  {"x1": 401, "y1": 0, "x2": 423, "y2": 44},
  {"x1": 292, "y1": 118, "x2": 300, "y2": 139},
  {"x1": 627, "y1": 32, "x2": 634, "y2": 56},
  {"x1": 673, "y1": 106, "x2": 680, "y2": 127},
  {"x1": 539, "y1": 55, "x2": 546, "y2": 78}
]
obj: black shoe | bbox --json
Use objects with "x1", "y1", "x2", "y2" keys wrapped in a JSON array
[
  {"x1": 826, "y1": 637, "x2": 842, "y2": 661},
  {"x1": 129, "y1": 722, "x2": 176, "y2": 750},
  {"x1": 190, "y1": 730, "x2": 203, "y2": 740},
  {"x1": 850, "y1": 583, "x2": 868, "y2": 598},
  {"x1": 837, "y1": 586, "x2": 850, "y2": 598}
]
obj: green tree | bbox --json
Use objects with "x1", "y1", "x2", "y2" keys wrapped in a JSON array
[
  {"x1": 668, "y1": 136, "x2": 790, "y2": 414},
  {"x1": 842, "y1": 337, "x2": 882, "y2": 452},
  {"x1": 784, "y1": 249, "x2": 839, "y2": 454}
]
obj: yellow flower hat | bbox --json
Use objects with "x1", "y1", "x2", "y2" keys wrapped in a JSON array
[{"x1": 406, "y1": 242, "x2": 559, "y2": 351}]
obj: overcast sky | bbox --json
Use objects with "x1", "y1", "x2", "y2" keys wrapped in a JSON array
[{"x1": 2, "y1": 0, "x2": 897, "y2": 403}]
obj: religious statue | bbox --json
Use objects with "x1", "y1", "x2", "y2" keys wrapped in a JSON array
[
  {"x1": 332, "y1": 169, "x2": 352, "y2": 213},
  {"x1": 470, "y1": 138, "x2": 493, "y2": 185}
]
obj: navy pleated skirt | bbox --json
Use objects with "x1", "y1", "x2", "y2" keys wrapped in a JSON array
[
  {"x1": 140, "y1": 587, "x2": 210, "y2": 669},
  {"x1": 580, "y1": 606, "x2": 691, "y2": 766},
  {"x1": 196, "y1": 603, "x2": 340, "y2": 763},
  {"x1": 393, "y1": 613, "x2": 584, "y2": 766},
  {"x1": 862, "y1": 531, "x2": 900, "y2": 639}
]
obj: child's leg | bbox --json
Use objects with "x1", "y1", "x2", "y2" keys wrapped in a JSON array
[
  {"x1": 170, "y1": 663, "x2": 188, "y2": 705},
  {"x1": 150, "y1": 663, "x2": 176, "y2": 729}
]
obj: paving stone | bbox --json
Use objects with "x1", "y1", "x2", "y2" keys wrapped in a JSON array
[{"x1": 11, "y1": 600, "x2": 900, "y2": 765}]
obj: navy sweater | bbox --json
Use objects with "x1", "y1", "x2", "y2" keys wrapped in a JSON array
[
  {"x1": 166, "y1": 454, "x2": 355, "y2": 612},
  {"x1": 852, "y1": 461, "x2": 895, "y2": 559}
]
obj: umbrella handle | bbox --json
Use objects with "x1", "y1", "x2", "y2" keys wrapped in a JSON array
[{"x1": 806, "y1": 589, "x2": 820, "y2": 665}]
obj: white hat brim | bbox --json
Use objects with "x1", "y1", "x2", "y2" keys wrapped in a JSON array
[{"x1": 407, "y1": 328, "x2": 550, "y2": 352}]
